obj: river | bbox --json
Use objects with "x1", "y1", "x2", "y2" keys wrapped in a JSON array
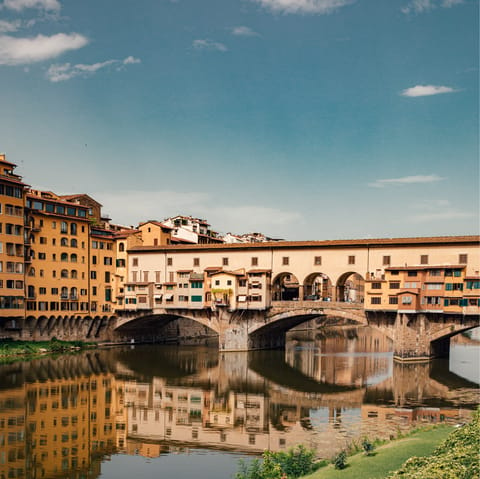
[{"x1": 0, "y1": 326, "x2": 478, "y2": 479}]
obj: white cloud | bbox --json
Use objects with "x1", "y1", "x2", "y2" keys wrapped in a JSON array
[
  {"x1": 192, "y1": 39, "x2": 227, "y2": 52},
  {"x1": 93, "y1": 190, "x2": 302, "y2": 236},
  {"x1": 231, "y1": 26, "x2": 259, "y2": 36},
  {"x1": 409, "y1": 208, "x2": 474, "y2": 222},
  {"x1": 123, "y1": 55, "x2": 141, "y2": 64},
  {"x1": 401, "y1": 85, "x2": 457, "y2": 97},
  {"x1": 1, "y1": 0, "x2": 60, "y2": 11},
  {"x1": 369, "y1": 174, "x2": 445, "y2": 188},
  {"x1": 0, "y1": 33, "x2": 87, "y2": 65},
  {"x1": 0, "y1": 19, "x2": 21, "y2": 32},
  {"x1": 250, "y1": 0, "x2": 354, "y2": 14},
  {"x1": 46, "y1": 55, "x2": 141, "y2": 82},
  {"x1": 401, "y1": 0, "x2": 464, "y2": 14}
]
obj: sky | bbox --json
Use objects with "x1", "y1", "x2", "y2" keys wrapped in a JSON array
[{"x1": 0, "y1": 0, "x2": 478, "y2": 240}]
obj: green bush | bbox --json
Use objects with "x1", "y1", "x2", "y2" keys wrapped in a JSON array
[
  {"x1": 235, "y1": 445, "x2": 319, "y2": 479},
  {"x1": 387, "y1": 408, "x2": 480, "y2": 479},
  {"x1": 333, "y1": 450, "x2": 347, "y2": 470},
  {"x1": 361, "y1": 438, "x2": 375, "y2": 456}
]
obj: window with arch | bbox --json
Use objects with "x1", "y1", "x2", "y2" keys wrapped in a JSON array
[
  {"x1": 71, "y1": 239, "x2": 78, "y2": 248},
  {"x1": 70, "y1": 254, "x2": 77, "y2": 263},
  {"x1": 60, "y1": 237, "x2": 68, "y2": 246},
  {"x1": 71, "y1": 270, "x2": 78, "y2": 279},
  {"x1": 61, "y1": 253, "x2": 68, "y2": 262},
  {"x1": 61, "y1": 286, "x2": 68, "y2": 298},
  {"x1": 70, "y1": 287, "x2": 78, "y2": 299},
  {"x1": 119, "y1": 242, "x2": 125, "y2": 252},
  {"x1": 61, "y1": 269, "x2": 68, "y2": 278},
  {"x1": 70, "y1": 223, "x2": 77, "y2": 235},
  {"x1": 28, "y1": 267, "x2": 36, "y2": 277},
  {"x1": 61, "y1": 221, "x2": 68, "y2": 233}
]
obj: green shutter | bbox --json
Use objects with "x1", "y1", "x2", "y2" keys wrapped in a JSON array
[
  {"x1": 445, "y1": 283, "x2": 453, "y2": 291},
  {"x1": 460, "y1": 299, "x2": 468, "y2": 307},
  {"x1": 444, "y1": 299, "x2": 450, "y2": 306},
  {"x1": 191, "y1": 295, "x2": 202, "y2": 302}
]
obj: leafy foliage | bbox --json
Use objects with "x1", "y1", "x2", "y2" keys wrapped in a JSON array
[
  {"x1": 361, "y1": 438, "x2": 375, "y2": 456},
  {"x1": 332, "y1": 450, "x2": 348, "y2": 470},
  {"x1": 235, "y1": 445, "x2": 319, "y2": 479},
  {"x1": 387, "y1": 408, "x2": 480, "y2": 479}
]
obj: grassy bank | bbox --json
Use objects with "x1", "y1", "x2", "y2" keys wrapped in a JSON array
[
  {"x1": 304, "y1": 425, "x2": 455, "y2": 479},
  {"x1": 0, "y1": 339, "x2": 95, "y2": 363}
]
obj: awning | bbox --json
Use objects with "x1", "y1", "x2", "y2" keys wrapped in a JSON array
[
  {"x1": 237, "y1": 295, "x2": 247, "y2": 302},
  {"x1": 154, "y1": 294, "x2": 163, "y2": 300},
  {"x1": 165, "y1": 294, "x2": 174, "y2": 300}
]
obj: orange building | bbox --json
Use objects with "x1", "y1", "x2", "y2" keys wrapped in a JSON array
[
  {"x1": 365, "y1": 264, "x2": 480, "y2": 315},
  {"x1": 25, "y1": 190, "x2": 91, "y2": 316},
  {"x1": 0, "y1": 154, "x2": 28, "y2": 324}
]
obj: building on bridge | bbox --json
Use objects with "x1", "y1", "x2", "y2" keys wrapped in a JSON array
[{"x1": 122, "y1": 236, "x2": 479, "y2": 316}]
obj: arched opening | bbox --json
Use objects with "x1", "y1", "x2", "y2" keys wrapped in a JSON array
[
  {"x1": 119, "y1": 242, "x2": 125, "y2": 252},
  {"x1": 272, "y1": 272, "x2": 300, "y2": 301},
  {"x1": 70, "y1": 238, "x2": 77, "y2": 248},
  {"x1": 61, "y1": 237, "x2": 68, "y2": 246},
  {"x1": 336, "y1": 272, "x2": 365, "y2": 303},
  {"x1": 303, "y1": 272, "x2": 333, "y2": 301}
]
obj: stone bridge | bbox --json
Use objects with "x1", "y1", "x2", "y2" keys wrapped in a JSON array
[{"x1": 113, "y1": 301, "x2": 367, "y2": 351}]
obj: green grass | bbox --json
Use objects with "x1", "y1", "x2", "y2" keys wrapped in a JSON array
[
  {"x1": 304, "y1": 425, "x2": 454, "y2": 479},
  {"x1": 0, "y1": 339, "x2": 94, "y2": 363}
]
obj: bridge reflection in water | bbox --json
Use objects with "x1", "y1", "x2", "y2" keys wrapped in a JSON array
[{"x1": 0, "y1": 327, "x2": 478, "y2": 479}]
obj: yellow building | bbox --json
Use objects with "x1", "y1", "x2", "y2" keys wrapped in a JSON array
[
  {"x1": 89, "y1": 226, "x2": 117, "y2": 314},
  {"x1": 25, "y1": 190, "x2": 91, "y2": 316},
  {"x1": 365, "y1": 264, "x2": 480, "y2": 315},
  {"x1": 0, "y1": 154, "x2": 27, "y2": 324}
]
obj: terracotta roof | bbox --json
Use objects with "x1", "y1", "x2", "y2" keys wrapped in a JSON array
[
  {"x1": 0, "y1": 175, "x2": 28, "y2": 187},
  {"x1": 177, "y1": 269, "x2": 193, "y2": 273},
  {"x1": 386, "y1": 264, "x2": 466, "y2": 271},
  {"x1": 139, "y1": 220, "x2": 173, "y2": 230},
  {"x1": 204, "y1": 266, "x2": 222, "y2": 271},
  {"x1": 128, "y1": 235, "x2": 480, "y2": 253},
  {"x1": 210, "y1": 270, "x2": 245, "y2": 276},
  {"x1": 248, "y1": 269, "x2": 272, "y2": 274},
  {"x1": 60, "y1": 194, "x2": 103, "y2": 207}
]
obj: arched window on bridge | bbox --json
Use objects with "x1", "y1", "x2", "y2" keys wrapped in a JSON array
[
  {"x1": 303, "y1": 272, "x2": 333, "y2": 301},
  {"x1": 272, "y1": 273, "x2": 300, "y2": 301},
  {"x1": 336, "y1": 272, "x2": 365, "y2": 303}
]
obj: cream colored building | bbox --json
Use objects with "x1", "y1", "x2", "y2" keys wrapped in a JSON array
[{"x1": 123, "y1": 236, "x2": 479, "y2": 315}]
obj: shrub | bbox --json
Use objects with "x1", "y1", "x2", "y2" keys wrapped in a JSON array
[
  {"x1": 362, "y1": 438, "x2": 375, "y2": 456},
  {"x1": 235, "y1": 445, "x2": 318, "y2": 479},
  {"x1": 333, "y1": 450, "x2": 347, "y2": 470}
]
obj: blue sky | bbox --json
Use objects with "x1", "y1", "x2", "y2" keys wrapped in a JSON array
[{"x1": 0, "y1": 0, "x2": 478, "y2": 240}]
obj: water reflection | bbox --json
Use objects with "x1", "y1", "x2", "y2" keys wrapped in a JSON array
[{"x1": 0, "y1": 326, "x2": 478, "y2": 479}]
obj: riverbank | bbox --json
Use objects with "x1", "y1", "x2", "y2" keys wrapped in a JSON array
[
  {"x1": 0, "y1": 339, "x2": 96, "y2": 363},
  {"x1": 305, "y1": 425, "x2": 455, "y2": 479}
]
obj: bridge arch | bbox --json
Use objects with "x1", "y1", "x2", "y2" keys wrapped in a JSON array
[
  {"x1": 336, "y1": 271, "x2": 365, "y2": 303},
  {"x1": 272, "y1": 272, "x2": 300, "y2": 301},
  {"x1": 302, "y1": 272, "x2": 333, "y2": 301},
  {"x1": 114, "y1": 311, "x2": 220, "y2": 343}
]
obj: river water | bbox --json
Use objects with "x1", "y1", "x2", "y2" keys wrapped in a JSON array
[{"x1": 0, "y1": 326, "x2": 478, "y2": 479}]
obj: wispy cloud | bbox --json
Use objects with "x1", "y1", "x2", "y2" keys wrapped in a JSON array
[
  {"x1": 231, "y1": 26, "x2": 259, "y2": 36},
  {"x1": 369, "y1": 174, "x2": 445, "y2": 188},
  {"x1": 401, "y1": 0, "x2": 464, "y2": 14},
  {"x1": 408, "y1": 200, "x2": 475, "y2": 222},
  {"x1": 93, "y1": 190, "x2": 302, "y2": 235},
  {"x1": 192, "y1": 39, "x2": 227, "y2": 52},
  {"x1": 46, "y1": 55, "x2": 141, "y2": 82},
  {"x1": 0, "y1": 19, "x2": 21, "y2": 32},
  {"x1": 0, "y1": 33, "x2": 87, "y2": 65},
  {"x1": 1, "y1": 0, "x2": 60, "y2": 11},
  {"x1": 401, "y1": 85, "x2": 457, "y2": 97},
  {"x1": 249, "y1": 0, "x2": 354, "y2": 15}
]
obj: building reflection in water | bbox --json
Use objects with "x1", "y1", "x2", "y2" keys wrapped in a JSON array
[{"x1": 0, "y1": 326, "x2": 478, "y2": 479}]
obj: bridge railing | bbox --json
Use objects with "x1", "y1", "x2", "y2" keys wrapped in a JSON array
[{"x1": 270, "y1": 300, "x2": 364, "y2": 309}]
